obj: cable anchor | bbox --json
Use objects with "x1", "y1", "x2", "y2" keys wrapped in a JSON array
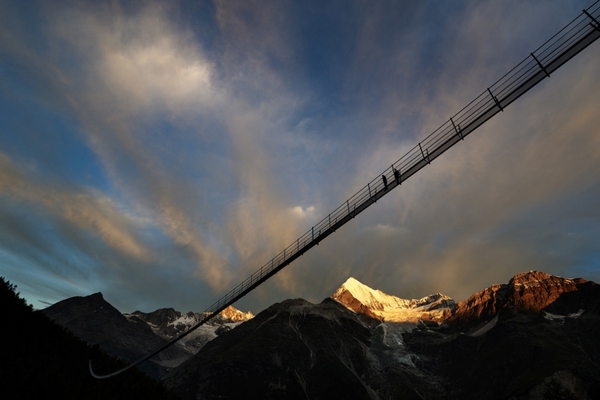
[
  {"x1": 531, "y1": 53, "x2": 550, "y2": 78},
  {"x1": 450, "y1": 117, "x2": 464, "y2": 140},
  {"x1": 583, "y1": 10, "x2": 600, "y2": 31},
  {"x1": 487, "y1": 88, "x2": 503, "y2": 111}
]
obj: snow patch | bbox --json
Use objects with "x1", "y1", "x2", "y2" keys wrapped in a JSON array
[
  {"x1": 375, "y1": 322, "x2": 423, "y2": 370},
  {"x1": 333, "y1": 277, "x2": 455, "y2": 323},
  {"x1": 542, "y1": 309, "x2": 585, "y2": 321},
  {"x1": 469, "y1": 314, "x2": 499, "y2": 337}
]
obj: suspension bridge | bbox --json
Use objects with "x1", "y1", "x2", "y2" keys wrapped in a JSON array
[{"x1": 90, "y1": 1, "x2": 600, "y2": 379}]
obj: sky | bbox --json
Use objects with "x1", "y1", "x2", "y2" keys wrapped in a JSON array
[{"x1": 1, "y1": 0, "x2": 599, "y2": 315}]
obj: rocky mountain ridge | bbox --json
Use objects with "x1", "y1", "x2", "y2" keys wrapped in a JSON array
[
  {"x1": 0, "y1": 277, "x2": 178, "y2": 399},
  {"x1": 331, "y1": 276, "x2": 455, "y2": 322},
  {"x1": 447, "y1": 270, "x2": 598, "y2": 330},
  {"x1": 42, "y1": 294, "x2": 253, "y2": 378},
  {"x1": 165, "y1": 271, "x2": 600, "y2": 399},
  {"x1": 41, "y1": 270, "x2": 600, "y2": 399},
  {"x1": 127, "y1": 305, "x2": 254, "y2": 336}
]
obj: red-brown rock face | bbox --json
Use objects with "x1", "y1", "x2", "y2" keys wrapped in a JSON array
[
  {"x1": 448, "y1": 271, "x2": 588, "y2": 329},
  {"x1": 504, "y1": 271, "x2": 585, "y2": 312},
  {"x1": 332, "y1": 289, "x2": 382, "y2": 321},
  {"x1": 447, "y1": 284, "x2": 506, "y2": 327}
]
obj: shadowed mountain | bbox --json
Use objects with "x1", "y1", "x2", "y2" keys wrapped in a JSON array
[
  {"x1": 405, "y1": 271, "x2": 600, "y2": 399},
  {"x1": 127, "y1": 306, "x2": 253, "y2": 358},
  {"x1": 42, "y1": 292, "x2": 253, "y2": 379},
  {"x1": 35, "y1": 271, "x2": 600, "y2": 398},
  {"x1": 165, "y1": 271, "x2": 600, "y2": 400},
  {"x1": 0, "y1": 277, "x2": 178, "y2": 399},
  {"x1": 43, "y1": 292, "x2": 187, "y2": 379},
  {"x1": 165, "y1": 297, "x2": 444, "y2": 399}
]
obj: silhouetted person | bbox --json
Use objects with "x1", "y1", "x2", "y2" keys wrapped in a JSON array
[
  {"x1": 393, "y1": 168, "x2": 400, "y2": 184},
  {"x1": 382, "y1": 174, "x2": 388, "y2": 190}
]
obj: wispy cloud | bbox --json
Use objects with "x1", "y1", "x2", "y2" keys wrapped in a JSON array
[
  {"x1": 0, "y1": 154, "x2": 151, "y2": 261},
  {"x1": 45, "y1": 2, "x2": 236, "y2": 291}
]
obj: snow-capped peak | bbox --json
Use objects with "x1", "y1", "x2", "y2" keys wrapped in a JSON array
[
  {"x1": 335, "y1": 277, "x2": 411, "y2": 311},
  {"x1": 220, "y1": 305, "x2": 254, "y2": 322},
  {"x1": 332, "y1": 277, "x2": 455, "y2": 323}
]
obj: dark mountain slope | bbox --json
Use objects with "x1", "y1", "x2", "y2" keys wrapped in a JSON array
[
  {"x1": 405, "y1": 272, "x2": 600, "y2": 400},
  {"x1": 43, "y1": 292, "x2": 187, "y2": 379},
  {"x1": 165, "y1": 298, "x2": 442, "y2": 400},
  {"x1": 24, "y1": 271, "x2": 598, "y2": 399},
  {"x1": 43, "y1": 293, "x2": 254, "y2": 379},
  {"x1": 165, "y1": 271, "x2": 600, "y2": 400},
  {"x1": 0, "y1": 277, "x2": 178, "y2": 400}
]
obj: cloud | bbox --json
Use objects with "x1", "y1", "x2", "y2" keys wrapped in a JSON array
[
  {"x1": 48, "y1": 4, "x2": 217, "y2": 116},
  {"x1": 36, "y1": 0, "x2": 315, "y2": 297},
  {"x1": 291, "y1": 205, "x2": 316, "y2": 219},
  {"x1": 0, "y1": 152, "x2": 175, "y2": 310},
  {"x1": 0, "y1": 154, "x2": 151, "y2": 262},
  {"x1": 366, "y1": 224, "x2": 408, "y2": 238},
  {"x1": 43, "y1": 2, "x2": 238, "y2": 291},
  {"x1": 251, "y1": 0, "x2": 600, "y2": 306}
]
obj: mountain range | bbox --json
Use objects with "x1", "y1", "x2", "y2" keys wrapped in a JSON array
[
  {"x1": 42, "y1": 294, "x2": 253, "y2": 379},
  {"x1": 42, "y1": 270, "x2": 600, "y2": 399},
  {"x1": 0, "y1": 277, "x2": 178, "y2": 400},
  {"x1": 331, "y1": 276, "x2": 455, "y2": 323}
]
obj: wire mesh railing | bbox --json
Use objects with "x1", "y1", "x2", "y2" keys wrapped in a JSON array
[{"x1": 90, "y1": 1, "x2": 600, "y2": 379}]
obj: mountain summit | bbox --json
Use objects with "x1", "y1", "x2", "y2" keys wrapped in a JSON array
[
  {"x1": 331, "y1": 277, "x2": 455, "y2": 322},
  {"x1": 37, "y1": 271, "x2": 600, "y2": 399},
  {"x1": 166, "y1": 271, "x2": 600, "y2": 399},
  {"x1": 43, "y1": 294, "x2": 253, "y2": 378},
  {"x1": 447, "y1": 270, "x2": 599, "y2": 330}
]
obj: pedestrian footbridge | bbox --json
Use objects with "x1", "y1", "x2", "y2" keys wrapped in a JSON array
[{"x1": 90, "y1": 1, "x2": 600, "y2": 379}]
